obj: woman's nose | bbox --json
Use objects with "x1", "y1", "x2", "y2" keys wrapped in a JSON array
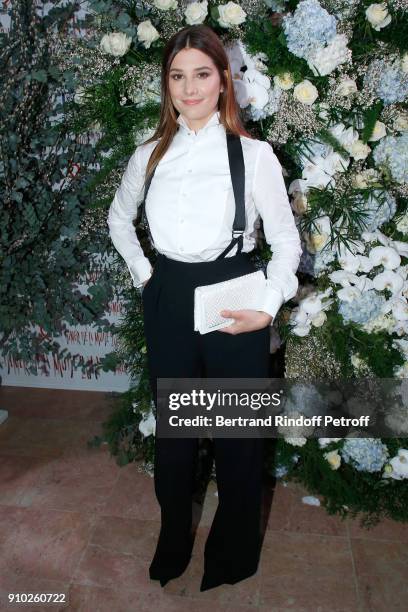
[{"x1": 183, "y1": 80, "x2": 198, "y2": 95}]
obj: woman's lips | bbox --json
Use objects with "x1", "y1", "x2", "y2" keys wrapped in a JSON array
[{"x1": 183, "y1": 99, "x2": 203, "y2": 105}]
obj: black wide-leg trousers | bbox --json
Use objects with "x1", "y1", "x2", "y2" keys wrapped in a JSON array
[{"x1": 142, "y1": 252, "x2": 270, "y2": 591}]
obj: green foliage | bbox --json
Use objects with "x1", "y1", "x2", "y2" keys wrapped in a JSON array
[
  {"x1": 361, "y1": 101, "x2": 383, "y2": 143},
  {"x1": 274, "y1": 438, "x2": 408, "y2": 527},
  {"x1": 244, "y1": 17, "x2": 314, "y2": 83},
  {"x1": 297, "y1": 183, "x2": 381, "y2": 254},
  {"x1": 350, "y1": 1, "x2": 408, "y2": 57},
  {"x1": 0, "y1": 1, "x2": 114, "y2": 372},
  {"x1": 321, "y1": 310, "x2": 405, "y2": 378}
]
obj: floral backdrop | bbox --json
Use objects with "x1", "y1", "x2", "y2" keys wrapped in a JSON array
[{"x1": 6, "y1": 0, "x2": 407, "y2": 525}]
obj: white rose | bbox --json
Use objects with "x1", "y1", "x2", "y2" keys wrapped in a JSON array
[
  {"x1": 274, "y1": 72, "x2": 294, "y2": 90},
  {"x1": 352, "y1": 168, "x2": 380, "y2": 188},
  {"x1": 293, "y1": 80, "x2": 318, "y2": 105},
  {"x1": 100, "y1": 32, "x2": 132, "y2": 57},
  {"x1": 137, "y1": 20, "x2": 160, "y2": 49},
  {"x1": 365, "y1": 3, "x2": 391, "y2": 31},
  {"x1": 154, "y1": 0, "x2": 177, "y2": 9},
  {"x1": 324, "y1": 450, "x2": 341, "y2": 470},
  {"x1": 217, "y1": 2, "x2": 246, "y2": 28},
  {"x1": 335, "y1": 77, "x2": 357, "y2": 97},
  {"x1": 394, "y1": 111, "x2": 408, "y2": 132},
  {"x1": 368, "y1": 120, "x2": 386, "y2": 141},
  {"x1": 401, "y1": 52, "x2": 408, "y2": 74},
  {"x1": 185, "y1": 0, "x2": 208, "y2": 25},
  {"x1": 349, "y1": 140, "x2": 371, "y2": 160},
  {"x1": 291, "y1": 192, "x2": 308, "y2": 215},
  {"x1": 311, "y1": 311, "x2": 327, "y2": 327}
]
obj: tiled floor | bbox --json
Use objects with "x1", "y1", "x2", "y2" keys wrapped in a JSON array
[{"x1": 0, "y1": 386, "x2": 406, "y2": 612}]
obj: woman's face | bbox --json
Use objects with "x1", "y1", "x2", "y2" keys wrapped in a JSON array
[{"x1": 168, "y1": 47, "x2": 225, "y2": 131}]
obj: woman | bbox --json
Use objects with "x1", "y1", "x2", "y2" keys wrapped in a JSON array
[{"x1": 108, "y1": 24, "x2": 302, "y2": 592}]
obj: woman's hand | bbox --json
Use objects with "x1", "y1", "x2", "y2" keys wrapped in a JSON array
[{"x1": 218, "y1": 309, "x2": 273, "y2": 334}]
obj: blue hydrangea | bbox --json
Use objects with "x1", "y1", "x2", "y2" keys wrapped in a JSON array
[
  {"x1": 354, "y1": 190, "x2": 397, "y2": 232},
  {"x1": 364, "y1": 59, "x2": 408, "y2": 105},
  {"x1": 282, "y1": 0, "x2": 337, "y2": 60},
  {"x1": 377, "y1": 63, "x2": 408, "y2": 105},
  {"x1": 338, "y1": 290, "x2": 386, "y2": 324},
  {"x1": 373, "y1": 133, "x2": 408, "y2": 184},
  {"x1": 340, "y1": 438, "x2": 389, "y2": 472}
]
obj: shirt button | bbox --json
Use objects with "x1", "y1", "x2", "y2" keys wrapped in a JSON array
[
  {"x1": 188, "y1": 169, "x2": 192, "y2": 173},
  {"x1": 180, "y1": 219, "x2": 184, "y2": 224},
  {"x1": 180, "y1": 246, "x2": 184, "y2": 252}
]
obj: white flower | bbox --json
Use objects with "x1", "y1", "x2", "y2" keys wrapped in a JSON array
[
  {"x1": 361, "y1": 229, "x2": 390, "y2": 246},
  {"x1": 318, "y1": 438, "x2": 342, "y2": 448},
  {"x1": 384, "y1": 449, "x2": 408, "y2": 480},
  {"x1": 299, "y1": 293, "x2": 324, "y2": 316},
  {"x1": 348, "y1": 140, "x2": 371, "y2": 160},
  {"x1": 100, "y1": 32, "x2": 132, "y2": 57},
  {"x1": 324, "y1": 450, "x2": 341, "y2": 470},
  {"x1": 368, "y1": 120, "x2": 386, "y2": 141},
  {"x1": 74, "y1": 85, "x2": 86, "y2": 104},
  {"x1": 304, "y1": 215, "x2": 331, "y2": 254},
  {"x1": 329, "y1": 270, "x2": 358, "y2": 287},
  {"x1": 138, "y1": 410, "x2": 156, "y2": 437},
  {"x1": 311, "y1": 311, "x2": 327, "y2": 327},
  {"x1": 243, "y1": 69, "x2": 271, "y2": 108},
  {"x1": 354, "y1": 275, "x2": 375, "y2": 292},
  {"x1": 369, "y1": 246, "x2": 401, "y2": 270},
  {"x1": 396, "y1": 211, "x2": 408, "y2": 234},
  {"x1": 185, "y1": 0, "x2": 208, "y2": 25},
  {"x1": 291, "y1": 323, "x2": 312, "y2": 337},
  {"x1": 329, "y1": 123, "x2": 359, "y2": 150},
  {"x1": 307, "y1": 34, "x2": 351, "y2": 77},
  {"x1": 285, "y1": 436, "x2": 308, "y2": 446},
  {"x1": 391, "y1": 240, "x2": 408, "y2": 258},
  {"x1": 372, "y1": 270, "x2": 405, "y2": 294},
  {"x1": 366, "y1": 3, "x2": 392, "y2": 31},
  {"x1": 293, "y1": 79, "x2": 318, "y2": 105},
  {"x1": 392, "y1": 298, "x2": 408, "y2": 321},
  {"x1": 137, "y1": 20, "x2": 160, "y2": 49},
  {"x1": 363, "y1": 312, "x2": 396, "y2": 333},
  {"x1": 394, "y1": 321, "x2": 408, "y2": 337},
  {"x1": 154, "y1": 0, "x2": 177, "y2": 9},
  {"x1": 291, "y1": 192, "x2": 309, "y2": 215},
  {"x1": 274, "y1": 72, "x2": 294, "y2": 90},
  {"x1": 217, "y1": 1, "x2": 246, "y2": 28},
  {"x1": 352, "y1": 168, "x2": 380, "y2": 188},
  {"x1": 401, "y1": 52, "x2": 408, "y2": 74},
  {"x1": 394, "y1": 111, "x2": 408, "y2": 132},
  {"x1": 335, "y1": 77, "x2": 357, "y2": 97},
  {"x1": 338, "y1": 250, "x2": 361, "y2": 274},
  {"x1": 337, "y1": 286, "x2": 362, "y2": 302}
]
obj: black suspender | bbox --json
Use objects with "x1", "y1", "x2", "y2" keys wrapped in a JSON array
[{"x1": 138, "y1": 131, "x2": 245, "y2": 259}]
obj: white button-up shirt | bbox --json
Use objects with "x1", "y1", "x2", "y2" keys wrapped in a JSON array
[{"x1": 107, "y1": 110, "x2": 302, "y2": 319}]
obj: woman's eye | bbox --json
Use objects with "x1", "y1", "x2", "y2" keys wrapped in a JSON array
[{"x1": 171, "y1": 73, "x2": 210, "y2": 80}]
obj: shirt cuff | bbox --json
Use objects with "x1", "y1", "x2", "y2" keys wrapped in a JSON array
[
  {"x1": 126, "y1": 257, "x2": 152, "y2": 288},
  {"x1": 255, "y1": 285, "x2": 284, "y2": 323}
]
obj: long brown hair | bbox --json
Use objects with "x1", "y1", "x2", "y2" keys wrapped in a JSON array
[{"x1": 142, "y1": 24, "x2": 254, "y2": 186}]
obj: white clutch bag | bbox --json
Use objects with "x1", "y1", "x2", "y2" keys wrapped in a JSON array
[{"x1": 194, "y1": 270, "x2": 266, "y2": 335}]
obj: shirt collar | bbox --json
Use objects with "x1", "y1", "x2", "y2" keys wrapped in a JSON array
[{"x1": 176, "y1": 110, "x2": 221, "y2": 135}]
